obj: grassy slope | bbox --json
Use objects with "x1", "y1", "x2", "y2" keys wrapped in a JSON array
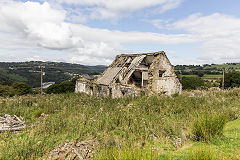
[
  {"x1": 180, "y1": 75, "x2": 199, "y2": 78},
  {"x1": 0, "y1": 90, "x2": 240, "y2": 159},
  {"x1": 0, "y1": 62, "x2": 107, "y2": 87},
  {"x1": 204, "y1": 64, "x2": 240, "y2": 70},
  {"x1": 0, "y1": 68, "x2": 27, "y2": 83},
  {"x1": 161, "y1": 119, "x2": 240, "y2": 159},
  {"x1": 203, "y1": 74, "x2": 222, "y2": 78}
]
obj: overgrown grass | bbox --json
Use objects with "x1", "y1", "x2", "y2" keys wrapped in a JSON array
[
  {"x1": 95, "y1": 144, "x2": 159, "y2": 160},
  {"x1": 0, "y1": 89, "x2": 240, "y2": 159},
  {"x1": 186, "y1": 148, "x2": 225, "y2": 160},
  {"x1": 192, "y1": 112, "x2": 227, "y2": 142}
]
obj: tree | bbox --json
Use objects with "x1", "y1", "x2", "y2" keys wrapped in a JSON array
[
  {"x1": 196, "y1": 71, "x2": 204, "y2": 77},
  {"x1": 12, "y1": 82, "x2": 32, "y2": 95},
  {"x1": 180, "y1": 77, "x2": 205, "y2": 90},
  {"x1": 224, "y1": 71, "x2": 240, "y2": 88},
  {"x1": 0, "y1": 85, "x2": 15, "y2": 97},
  {"x1": 46, "y1": 81, "x2": 75, "y2": 94}
]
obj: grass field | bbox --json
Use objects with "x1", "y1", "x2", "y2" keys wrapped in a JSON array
[
  {"x1": 180, "y1": 75, "x2": 199, "y2": 78},
  {"x1": 203, "y1": 74, "x2": 222, "y2": 78},
  {"x1": 0, "y1": 90, "x2": 240, "y2": 159},
  {"x1": 204, "y1": 64, "x2": 240, "y2": 70},
  {"x1": 180, "y1": 74, "x2": 222, "y2": 79}
]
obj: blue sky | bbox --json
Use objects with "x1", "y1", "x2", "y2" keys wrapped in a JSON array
[{"x1": 0, "y1": 0, "x2": 239, "y2": 65}]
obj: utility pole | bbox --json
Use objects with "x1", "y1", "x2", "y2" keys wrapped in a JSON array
[
  {"x1": 39, "y1": 66, "x2": 45, "y2": 94},
  {"x1": 222, "y1": 68, "x2": 225, "y2": 90}
]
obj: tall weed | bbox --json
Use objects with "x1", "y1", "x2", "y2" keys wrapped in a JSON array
[
  {"x1": 94, "y1": 144, "x2": 159, "y2": 160},
  {"x1": 187, "y1": 148, "x2": 224, "y2": 160},
  {"x1": 192, "y1": 112, "x2": 227, "y2": 142}
]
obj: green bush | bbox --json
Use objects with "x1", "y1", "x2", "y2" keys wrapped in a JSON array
[
  {"x1": 224, "y1": 71, "x2": 240, "y2": 88},
  {"x1": 12, "y1": 82, "x2": 32, "y2": 95},
  {"x1": 192, "y1": 112, "x2": 227, "y2": 142},
  {"x1": 180, "y1": 77, "x2": 205, "y2": 90},
  {"x1": 32, "y1": 89, "x2": 41, "y2": 94},
  {"x1": 46, "y1": 84, "x2": 60, "y2": 94},
  {"x1": 46, "y1": 81, "x2": 75, "y2": 94},
  {"x1": 0, "y1": 85, "x2": 15, "y2": 97}
]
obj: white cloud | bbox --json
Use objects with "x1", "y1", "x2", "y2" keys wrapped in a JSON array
[
  {"x1": 0, "y1": 1, "x2": 83, "y2": 50},
  {"x1": 70, "y1": 23, "x2": 196, "y2": 44},
  {"x1": 171, "y1": 13, "x2": 240, "y2": 63},
  {"x1": 53, "y1": 0, "x2": 183, "y2": 19},
  {"x1": 0, "y1": 1, "x2": 194, "y2": 65},
  {"x1": 2, "y1": 1, "x2": 240, "y2": 65},
  {"x1": 148, "y1": 19, "x2": 172, "y2": 29},
  {"x1": 58, "y1": 0, "x2": 182, "y2": 11}
]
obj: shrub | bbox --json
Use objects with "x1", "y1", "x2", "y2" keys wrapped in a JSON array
[
  {"x1": 180, "y1": 77, "x2": 205, "y2": 90},
  {"x1": 58, "y1": 81, "x2": 75, "y2": 93},
  {"x1": 192, "y1": 112, "x2": 227, "y2": 142},
  {"x1": 32, "y1": 89, "x2": 41, "y2": 94},
  {"x1": 0, "y1": 85, "x2": 15, "y2": 97},
  {"x1": 12, "y1": 82, "x2": 32, "y2": 95},
  {"x1": 46, "y1": 81, "x2": 75, "y2": 94},
  {"x1": 224, "y1": 71, "x2": 240, "y2": 88},
  {"x1": 46, "y1": 84, "x2": 60, "y2": 94}
]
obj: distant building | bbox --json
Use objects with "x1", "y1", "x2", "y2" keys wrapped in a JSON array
[
  {"x1": 78, "y1": 74, "x2": 99, "y2": 80},
  {"x1": 75, "y1": 51, "x2": 182, "y2": 98},
  {"x1": 42, "y1": 82, "x2": 55, "y2": 89}
]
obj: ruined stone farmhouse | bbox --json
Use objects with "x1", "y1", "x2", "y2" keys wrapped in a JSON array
[{"x1": 75, "y1": 51, "x2": 182, "y2": 98}]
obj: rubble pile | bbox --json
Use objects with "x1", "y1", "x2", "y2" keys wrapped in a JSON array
[
  {"x1": 0, "y1": 114, "x2": 26, "y2": 131},
  {"x1": 47, "y1": 139, "x2": 97, "y2": 160}
]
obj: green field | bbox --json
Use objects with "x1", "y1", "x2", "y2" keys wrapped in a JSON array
[
  {"x1": 180, "y1": 74, "x2": 222, "y2": 79},
  {"x1": 203, "y1": 74, "x2": 222, "y2": 78},
  {"x1": 180, "y1": 75, "x2": 199, "y2": 78},
  {"x1": 0, "y1": 90, "x2": 240, "y2": 159},
  {"x1": 204, "y1": 64, "x2": 240, "y2": 70}
]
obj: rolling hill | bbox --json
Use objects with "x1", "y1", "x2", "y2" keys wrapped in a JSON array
[{"x1": 0, "y1": 61, "x2": 107, "y2": 87}]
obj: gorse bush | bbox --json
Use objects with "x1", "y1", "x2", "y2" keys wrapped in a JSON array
[{"x1": 192, "y1": 112, "x2": 227, "y2": 142}]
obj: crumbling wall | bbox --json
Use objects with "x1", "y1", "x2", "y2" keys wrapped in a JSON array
[
  {"x1": 75, "y1": 79, "x2": 93, "y2": 95},
  {"x1": 75, "y1": 51, "x2": 182, "y2": 98},
  {"x1": 111, "y1": 85, "x2": 123, "y2": 98},
  {"x1": 148, "y1": 52, "x2": 182, "y2": 95},
  {"x1": 75, "y1": 79, "x2": 111, "y2": 97},
  {"x1": 111, "y1": 84, "x2": 136, "y2": 98},
  {"x1": 156, "y1": 77, "x2": 182, "y2": 95},
  {"x1": 92, "y1": 84, "x2": 109, "y2": 97}
]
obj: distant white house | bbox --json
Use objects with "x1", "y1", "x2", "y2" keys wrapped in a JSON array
[{"x1": 42, "y1": 82, "x2": 55, "y2": 89}]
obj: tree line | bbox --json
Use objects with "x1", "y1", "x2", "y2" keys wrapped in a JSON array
[
  {"x1": 0, "y1": 72, "x2": 240, "y2": 97},
  {"x1": 179, "y1": 71, "x2": 240, "y2": 90}
]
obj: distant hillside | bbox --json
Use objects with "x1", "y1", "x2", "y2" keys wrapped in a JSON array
[
  {"x1": 175, "y1": 63, "x2": 240, "y2": 77},
  {"x1": 0, "y1": 61, "x2": 107, "y2": 87},
  {"x1": 1, "y1": 61, "x2": 239, "y2": 88}
]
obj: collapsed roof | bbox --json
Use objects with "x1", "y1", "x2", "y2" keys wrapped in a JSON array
[{"x1": 96, "y1": 51, "x2": 165, "y2": 86}]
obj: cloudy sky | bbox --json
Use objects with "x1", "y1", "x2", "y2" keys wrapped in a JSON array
[{"x1": 0, "y1": 0, "x2": 239, "y2": 65}]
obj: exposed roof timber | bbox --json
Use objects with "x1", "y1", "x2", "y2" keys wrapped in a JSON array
[{"x1": 117, "y1": 51, "x2": 165, "y2": 57}]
